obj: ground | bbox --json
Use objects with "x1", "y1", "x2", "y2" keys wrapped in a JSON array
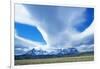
[{"x1": 15, "y1": 54, "x2": 94, "y2": 65}]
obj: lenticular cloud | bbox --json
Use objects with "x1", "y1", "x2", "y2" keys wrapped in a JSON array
[{"x1": 15, "y1": 4, "x2": 94, "y2": 55}]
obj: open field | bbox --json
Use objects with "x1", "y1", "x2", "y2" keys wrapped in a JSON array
[{"x1": 15, "y1": 55, "x2": 94, "y2": 65}]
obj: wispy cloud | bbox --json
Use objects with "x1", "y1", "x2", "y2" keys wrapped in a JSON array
[{"x1": 15, "y1": 4, "x2": 48, "y2": 45}]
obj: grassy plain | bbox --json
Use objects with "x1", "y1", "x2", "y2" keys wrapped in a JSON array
[{"x1": 15, "y1": 55, "x2": 94, "y2": 65}]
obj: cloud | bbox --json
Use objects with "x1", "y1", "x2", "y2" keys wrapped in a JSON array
[
  {"x1": 15, "y1": 4, "x2": 34, "y2": 25},
  {"x1": 57, "y1": 7, "x2": 87, "y2": 29},
  {"x1": 15, "y1": 4, "x2": 48, "y2": 45},
  {"x1": 15, "y1": 30, "x2": 51, "y2": 55},
  {"x1": 15, "y1": 48, "x2": 28, "y2": 55},
  {"x1": 15, "y1": 4, "x2": 94, "y2": 54},
  {"x1": 76, "y1": 44, "x2": 94, "y2": 53}
]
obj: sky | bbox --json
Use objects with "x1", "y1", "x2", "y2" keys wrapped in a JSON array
[
  {"x1": 15, "y1": 4, "x2": 94, "y2": 55},
  {"x1": 15, "y1": 22, "x2": 46, "y2": 44}
]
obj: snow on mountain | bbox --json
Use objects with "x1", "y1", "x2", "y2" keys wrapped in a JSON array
[{"x1": 24, "y1": 47, "x2": 79, "y2": 56}]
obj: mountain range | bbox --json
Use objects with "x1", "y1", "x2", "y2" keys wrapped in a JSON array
[{"x1": 15, "y1": 47, "x2": 93, "y2": 60}]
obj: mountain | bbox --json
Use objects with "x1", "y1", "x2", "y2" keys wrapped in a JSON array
[
  {"x1": 26, "y1": 48, "x2": 48, "y2": 56},
  {"x1": 15, "y1": 48, "x2": 80, "y2": 59},
  {"x1": 25, "y1": 48, "x2": 79, "y2": 56}
]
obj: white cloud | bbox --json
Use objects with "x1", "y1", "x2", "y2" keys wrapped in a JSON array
[
  {"x1": 80, "y1": 21, "x2": 94, "y2": 38},
  {"x1": 15, "y1": 4, "x2": 33, "y2": 25},
  {"x1": 76, "y1": 44, "x2": 94, "y2": 53},
  {"x1": 15, "y1": 30, "x2": 51, "y2": 54},
  {"x1": 57, "y1": 7, "x2": 87, "y2": 28},
  {"x1": 15, "y1": 4, "x2": 49, "y2": 46}
]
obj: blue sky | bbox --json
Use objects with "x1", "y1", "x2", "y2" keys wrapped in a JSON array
[
  {"x1": 15, "y1": 4, "x2": 94, "y2": 55},
  {"x1": 15, "y1": 22, "x2": 46, "y2": 44}
]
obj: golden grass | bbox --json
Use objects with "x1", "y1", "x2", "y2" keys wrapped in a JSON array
[{"x1": 15, "y1": 55, "x2": 94, "y2": 65}]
